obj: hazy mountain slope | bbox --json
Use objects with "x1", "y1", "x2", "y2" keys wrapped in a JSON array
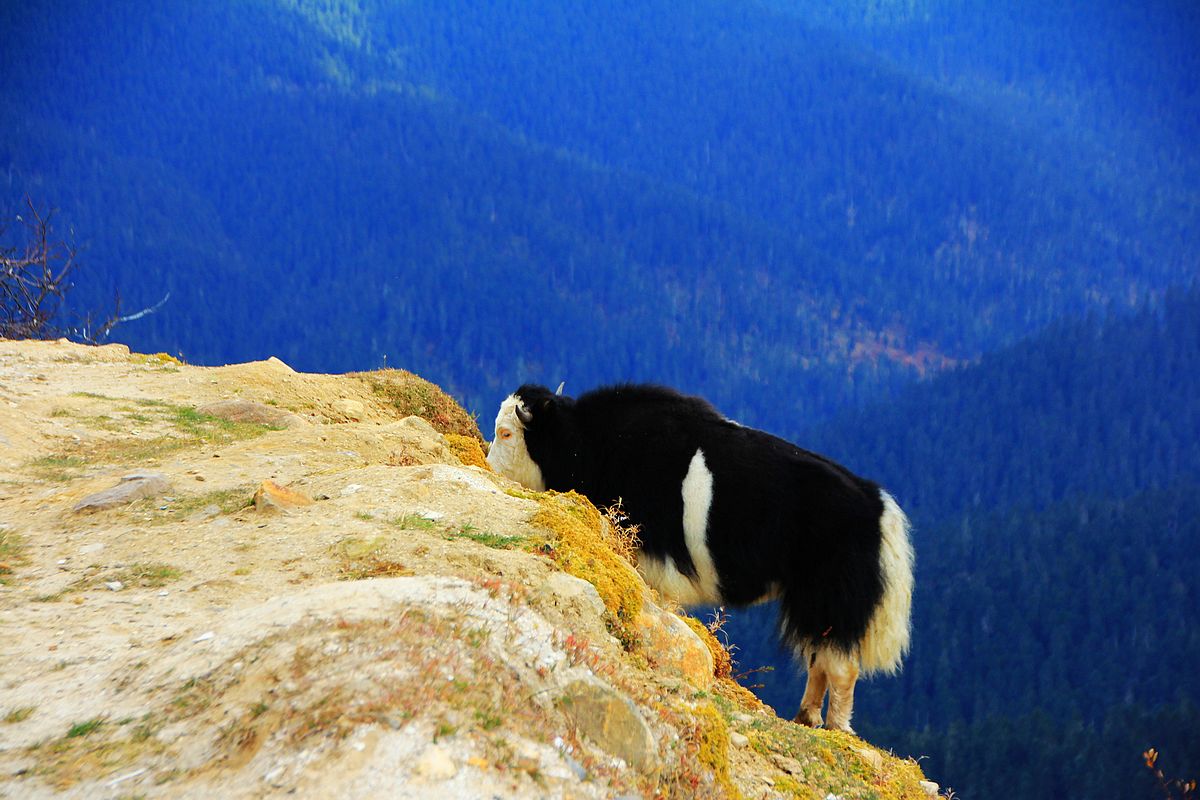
[
  {"x1": 0, "y1": 0, "x2": 933, "y2": 427},
  {"x1": 4, "y1": 0, "x2": 1196, "y2": 434},
  {"x1": 803, "y1": 289, "x2": 1200, "y2": 520},
  {"x1": 726, "y1": 293, "x2": 1200, "y2": 797},
  {"x1": 299, "y1": 0, "x2": 1198, "y2": 349}
]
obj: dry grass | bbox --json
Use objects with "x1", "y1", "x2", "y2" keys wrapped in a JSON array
[
  {"x1": 4, "y1": 706, "x2": 35, "y2": 723},
  {"x1": 331, "y1": 536, "x2": 412, "y2": 580},
  {"x1": 35, "y1": 562, "x2": 185, "y2": 602},
  {"x1": 23, "y1": 713, "x2": 167, "y2": 789},
  {"x1": 742, "y1": 713, "x2": 930, "y2": 799},
  {"x1": 352, "y1": 369, "x2": 482, "y2": 439},
  {"x1": 25, "y1": 455, "x2": 87, "y2": 482},
  {"x1": 129, "y1": 485, "x2": 255, "y2": 523},
  {"x1": 37, "y1": 400, "x2": 280, "y2": 468},
  {"x1": 0, "y1": 529, "x2": 28, "y2": 584}
]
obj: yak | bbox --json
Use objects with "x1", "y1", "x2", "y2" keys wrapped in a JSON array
[{"x1": 486, "y1": 383, "x2": 913, "y2": 733}]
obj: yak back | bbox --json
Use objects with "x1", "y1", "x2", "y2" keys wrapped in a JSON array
[{"x1": 566, "y1": 384, "x2": 887, "y2": 652}]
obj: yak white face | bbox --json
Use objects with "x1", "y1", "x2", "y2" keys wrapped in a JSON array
[{"x1": 486, "y1": 394, "x2": 546, "y2": 491}]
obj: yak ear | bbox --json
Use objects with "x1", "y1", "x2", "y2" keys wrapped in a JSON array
[{"x1": 555, "y1": 381, "x2": 565, "y2": 396}]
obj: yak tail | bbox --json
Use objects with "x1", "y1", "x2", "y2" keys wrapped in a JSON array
[{"x1": 858, "y1": 491, "x2": 915, "y2": 675}]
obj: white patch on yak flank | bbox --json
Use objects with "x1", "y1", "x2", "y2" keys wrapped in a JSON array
[
  {"x1": 858, "y1": 490, "x2": 915, "y2": 675},
  {"x1": 680, "y1": 449, "x2": 722, "y2": 603},
  {"x1": 486, "y1": 394, "x2": 546, "y2": 492},
  {"x1": 634, "y1": 450, "x2": 721, "y2": 607}
]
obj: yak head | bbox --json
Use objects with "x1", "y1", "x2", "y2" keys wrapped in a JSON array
[{"x1": 487, "y1": 382, "x2": 574, "y2": 491}]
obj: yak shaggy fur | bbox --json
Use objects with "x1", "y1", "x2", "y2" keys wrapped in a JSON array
[{"x1": 486, "y1": 383, "x2": 914, "y2": 732}]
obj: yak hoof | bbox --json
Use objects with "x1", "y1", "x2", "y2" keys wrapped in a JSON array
[{"x1": 793, "y1": 708, "x2": 823, "y2": 728}]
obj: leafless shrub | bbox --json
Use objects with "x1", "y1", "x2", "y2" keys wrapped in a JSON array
[{"x1": 1, "y1": 197, "x2": 121, "y2": 342}]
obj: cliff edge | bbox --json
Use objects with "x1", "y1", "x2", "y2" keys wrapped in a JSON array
[{"x1": 0, "y1": 339, "x2": 937, "y2": 799}]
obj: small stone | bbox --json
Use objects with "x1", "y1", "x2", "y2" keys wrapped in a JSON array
[
  {"x1": 920, "y1": 780, "x2": 940, "y2": 796},
  {"x1": 193, "y1": 631, "x2": 214, "y2": 643},
  {"x1": 413, "y1": 745, "x2": 457, "y2": 781},
  {"x1": 855, "y1": 746, "x2": 884, "y2": 772},
  {"x1": 633, "y1": 601, "x2": 714, "y2": 689},
  {"x1": 332, "y1": 398, "x2": 366, "y2": 422},
  {"x1": 253, "y1": 480, "x2": 313, "y2": 513},
  {"x1": 188, "y1": 504, "x2": 222, "y2": 522},
  {"x1": 561, "y1": 678, "x2": 658, "y2": 771},
  {"x1": 562, "y1": 754, "x2": 588, "y2": 780},
  {"x1": 104, "y1": 581, "x2": 124, "y2": 592},
  {"x1": 730, "y1": 731, "x2": 750, "y2": 748},
  {"x1": 73, "y1": 472, "x2": 172, "y2": 513},
  {"x1": 771, "y1": 753, "x2": 803, "y2": 775}
]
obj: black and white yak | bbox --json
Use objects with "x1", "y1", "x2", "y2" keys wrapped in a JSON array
[{"x1": 486, "y1": 383, "x2": 914, "y2": 733}]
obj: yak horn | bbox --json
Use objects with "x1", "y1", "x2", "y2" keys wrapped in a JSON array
[
  {"x1": 515, "y1": 403, "x2": 533, "y2": 425},
  {"x1": 555, "y1": 381, "x2": 565, "y2": 396}
]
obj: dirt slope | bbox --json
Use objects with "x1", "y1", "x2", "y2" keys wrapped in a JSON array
[{"x1": 0, "y1": 339, "x2": 936, "y2": 799}]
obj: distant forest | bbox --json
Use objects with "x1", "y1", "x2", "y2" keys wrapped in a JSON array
[
  {"x1": 2, "y1": 1, "x2": 1197, "y2": 797},
  {"x1": 731, "y1": 292, "x2": 1200, "y2": 798}
]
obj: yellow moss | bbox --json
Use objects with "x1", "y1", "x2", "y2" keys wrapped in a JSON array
[
  {"x1": 712, "y1": 675, "x2": 769, "y2": 714},
  {"x1": 691, "y1": 701, "x2": 740, "y2": 799},
  {"x1": 527, "y1": 491, "x2": 643, "y2": 646},
  {"x1": 130, "y1": 352, "x2": 183, "y2": 366},
  {"x1": 746, "y1": 715, "x2": 933, "y2": 800},
  {"x1": 773, "y1": 775, "x2": 821, "y2": 799},
  {"x1": 445, "y1": 434, "x2": 491, "y2": 471},
  {"x1": 680, "y1": 615, "x2": 734, "y2": 680}
]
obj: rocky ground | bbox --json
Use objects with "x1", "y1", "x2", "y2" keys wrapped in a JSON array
[{"x1": 0, "y1": 338, "x2": 937, "y2": 799}]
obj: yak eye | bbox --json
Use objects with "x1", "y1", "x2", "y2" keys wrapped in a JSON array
[{"x1": 499, "y1": 428, "x2": 513, "y2": 440}]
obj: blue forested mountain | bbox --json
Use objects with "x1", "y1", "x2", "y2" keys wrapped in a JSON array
[
  {"x1": 3, "y1": 0, "x2": 1197, "y2": 433},
  {"x1": 3, "y1": 2, "x2": 1198, "y2": 796},
  {"x1": 729, "y1": 292, "x2": 1200, "y2": 798}
]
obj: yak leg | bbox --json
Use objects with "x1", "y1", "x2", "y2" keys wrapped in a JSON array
[
  {"x1": 823, "y1": 652, "x2": 860, "y2": 734},
  {"x1": 793, "y1": 653, "x2": 827, "y2": 727}
]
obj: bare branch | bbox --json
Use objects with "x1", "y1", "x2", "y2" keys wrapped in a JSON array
[{"x1": 0, "y1": 196, "x2": 116, "y2": 343}]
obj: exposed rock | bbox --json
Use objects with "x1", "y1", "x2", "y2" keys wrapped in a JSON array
[
  {"x1": 413, "y1": 745, "x2": 458, "y2": 781},
  {"x1": 332, "y1": 398, "x2": 367, "y2": 421},
  {"x1": 920, "y1": 780, "x2": 941, "y2": 796},
  {"x1": 381, "y1": 416, "x2": 454, "y2": 464},
  {"x1": 196, "y1": 399, "x2": 305, "y2": 428},
  {"x1": 730, "y1": 732, "x2": 750, "y2": 748},
  {"x1": 561, "y1": 678, "x2": 658, "y2": 771},
  {"x1": 535, "y1": 571, "x2": 606, "y2": 621},
  {"x1": 772, "y1": 753, "x2": 804, "y2": 775},
  {"x1": 634, "y1": 600, "x2": 715, "y2": 689},
  {"x1": 855, "y1": 746, "x2": 884, "y2": 772},
  {"x1": 72, "y1": 472, "x2": 172, "y2": 513},
  {"x1": 253, "y1": 480, "x2": 314, "y2": 512}
]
